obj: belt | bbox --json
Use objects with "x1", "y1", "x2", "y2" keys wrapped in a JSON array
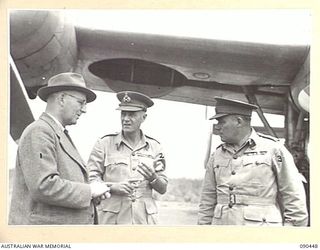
[
  {"x1": 217, "y1": 194, "x2": 276, "y2": 207},
  {"x1": 113, "y1": 188, "x2": 153, "y2": 201},
  {"x1": 132, "y1": 188, "x2": 152, "y2": 197}
]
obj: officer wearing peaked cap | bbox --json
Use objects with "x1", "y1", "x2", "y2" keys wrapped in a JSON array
[
  {"x1": 116, "y1": 91, "x2": 154, "y2": 111},
  {"x1": 198, "y1": 96, "x2": 308, "y2": 226},
  {"x1": 209, "y1": 97, "x2": 258, "y2": 120},
  {"x1": 87, "y1": 91, "x2": 168, "y2": 224}
]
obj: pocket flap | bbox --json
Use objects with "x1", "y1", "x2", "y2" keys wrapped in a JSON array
[
  {"x1": 214, "y1": 159, "x2": 230, "y2": 169},
  {"x1": 243, "y1": 206, "x2": 283, "y2": 223},
  {"x1": 243, "y1": 155, "x2": 271, "y2": 167},
  {"x1": 104, "y1": 157, "x2": 129, "y2": 167},
  {"x1": 101, "y1": 197, "x2": 122, "y2": 213},
  {"x1": 145, "y1": 199, "x2": 158, "y2": 215}
]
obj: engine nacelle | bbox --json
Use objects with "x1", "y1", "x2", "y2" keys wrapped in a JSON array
[{"x1": 10, "y1": 10, "x2": 77, "y2": 98}]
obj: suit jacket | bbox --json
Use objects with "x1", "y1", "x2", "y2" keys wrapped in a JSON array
[{"x1": 9, "y1": 112, "x2": 94, "y2": 225}]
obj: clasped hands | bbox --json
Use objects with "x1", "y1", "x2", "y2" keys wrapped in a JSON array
[{"x1": 90, "y1": 161, "x2": 158, "y2": 200}]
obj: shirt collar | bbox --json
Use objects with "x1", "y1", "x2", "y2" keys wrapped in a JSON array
[
  {"x1": 115, "y1": 130, "x2": 149, "y2": 150},
  {"x1": 45, "y1": 112, "x2": 64, "y2": 131},
  {"x1": 247, "y1": 128, "x2": 259, "y2": 148},
  {"x1": 221, "y1": 128, "x2": 258, "y2": 152}
]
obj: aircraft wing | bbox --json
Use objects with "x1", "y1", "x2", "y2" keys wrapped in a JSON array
[
  {"x1": 76, "y1": 27, "x2": 309, "y2": 115},
  {"x1": 9, "y1": 10, "x2": 310, "y2": 139}
]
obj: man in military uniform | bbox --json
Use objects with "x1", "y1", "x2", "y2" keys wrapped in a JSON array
[
  {"x1": 87, "y1": 91, "x2": 167, "y2": 224},
  {"x1": 198, "y1": 97, "x2": 308, "y2": 226}
]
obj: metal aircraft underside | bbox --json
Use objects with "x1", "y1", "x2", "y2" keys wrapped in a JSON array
[{"x1": 10, "y1": 10, "x2": 310, "y2": 141}]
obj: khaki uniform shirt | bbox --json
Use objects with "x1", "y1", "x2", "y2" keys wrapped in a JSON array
[
  {"x1": 198, "y1": 129, "x2": 308, "y2": 226},
  {"x1": 87, "y1": 131, "x2": 167, "y2": 224}
]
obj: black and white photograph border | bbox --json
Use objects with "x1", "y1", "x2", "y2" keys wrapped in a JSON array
[
  {"x1": 8, "y1": 9, "x2": 311, "y2": 226},
  {"x1": 4, "y1": 7, "x2": 317, "y2": 244}
]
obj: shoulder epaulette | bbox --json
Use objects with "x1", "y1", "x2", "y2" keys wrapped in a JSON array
[
  {"x1": 101, "y1": 132, "x2": 119, "y2": 139},
  {"x1": 216, "y1": 143, "x2": 224, "y2": 149},
  {"x1": 257, "y1": 132, "x2": 279, "y2": 142},
  {"x1": 145, "y1": 135, "x2": 160, "y2": 144}
]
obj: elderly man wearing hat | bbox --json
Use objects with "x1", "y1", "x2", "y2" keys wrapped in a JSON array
[
  {"x1": 87, "y1": 91, "x2": 167, "y2": 224},
  {"x1": 9, "y1": 72, "x2": 111, "y2": 225},
  {"x1": 198, "y1": 97, "x2": 308, "y2": 226}
]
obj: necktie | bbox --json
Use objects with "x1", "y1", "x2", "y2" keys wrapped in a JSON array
[{"x1": 64, "y1": 129, "x2": 76, "y2": 148}]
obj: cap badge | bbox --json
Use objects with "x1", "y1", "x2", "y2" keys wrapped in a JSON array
[{"x1": 122, "y1": 92, "x2": 131, "y2": 103}]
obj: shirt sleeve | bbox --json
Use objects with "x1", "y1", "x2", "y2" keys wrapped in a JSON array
[
  {"x1": 272, "y1": 144, "x2": 309, "y2": 226},
  {"x1": 150, "y1": 144, "x2": 168, "y2": 194},
  {"x1": 87, "y1": 138, "x2": 106, "y2": 183},
  {"x1": 198, "y1": 153, "x2": 217, "y2": 225}
]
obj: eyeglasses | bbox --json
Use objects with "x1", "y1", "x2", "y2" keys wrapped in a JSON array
[{"x1": 63, "y1": 93, "x2": 87, "y2": 107}]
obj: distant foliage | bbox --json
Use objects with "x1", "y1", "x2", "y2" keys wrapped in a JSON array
[{"x1": 155, "y1": 178, "x2": 203, "y2": 203}]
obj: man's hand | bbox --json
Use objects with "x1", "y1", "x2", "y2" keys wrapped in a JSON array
[
  {"x1": 137, "y1": 162, "x2": 157, "y2": 182},
  {"x1": 90, "y1": 182, "x2": 111, "y2": 198},
  {"x1": 110, "y1": 182, "x2": 135, "y2": 196},
  {"x1": 92, "y1": 191, "x2": 111, "y2": 205}
]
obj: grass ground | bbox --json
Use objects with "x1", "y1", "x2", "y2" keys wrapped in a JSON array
[{"x1": 157, "y1": 200, "x2": 199, "y2": 225}]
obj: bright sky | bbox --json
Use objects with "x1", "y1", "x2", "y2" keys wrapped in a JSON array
[
  {"x1": 9, "y1": 9, "x2": 307, "y2": 179},
  {"x1": 8, "y1": 90, "x2": 284, "y2": 179},
  {"x1": 68, "y1": 9, "x2": 311, "y2": 45}
]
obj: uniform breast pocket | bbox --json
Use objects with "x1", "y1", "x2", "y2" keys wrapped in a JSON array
[
  {"x1": 241, "y1": 154, "x2": 274, "y2": 191},
  {"x1": 104, "y1": 156, "x2": 130, "y2": 181},
  {"x1": 213, "y1": 159, "x2": 230, "y2": 176}
]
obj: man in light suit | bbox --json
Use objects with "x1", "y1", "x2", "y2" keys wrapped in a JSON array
[{"x1": 9, "y1": 72, "x2": 110, "y2": 225}]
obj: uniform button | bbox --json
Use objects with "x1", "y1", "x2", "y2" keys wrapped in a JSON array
[
  {"x1": 233, "y1": 155, "x2": 238, "y2": 159},
  {"x1": 228, "y1": 204, "x2": 233, "y2": 208},
  {"x1": 229, "y1": 186, "x2": 234, "y2": 191},
  {"x1": 216, "y1": 165, "x2": 220, "y2": 168},
  {"x1": 262, "y1": 217, "x2": 266, "y2": 222},
  {"x1": 132, "y1": 152, "x2": 136, "y2": 156},
  {"x1": 231, "y1": 170, "x2": 236, "y2": 175}
]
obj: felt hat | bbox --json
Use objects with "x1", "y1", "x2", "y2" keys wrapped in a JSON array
[{"x1": 37, "y1": 72, "x2": 96, "y2": 102}]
